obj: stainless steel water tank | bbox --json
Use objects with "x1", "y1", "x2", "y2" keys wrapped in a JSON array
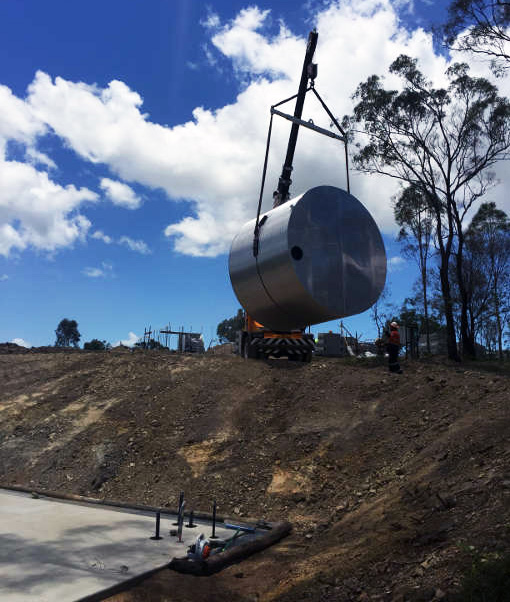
[{"x1": 229, "y1": 185, "x2": 386, "y2": 331}]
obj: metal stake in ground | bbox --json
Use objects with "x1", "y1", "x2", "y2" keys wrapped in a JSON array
[
  {"x1": 150, "y1": 511, "x2": 163, "y2": 540},
  {"x1": 173, "y1": 491, "x2": 184, "y2": 526},
  {"x1": 187, "y1": 510, "x2": 196, "y2": 528},
  {"x1": 177, "y1": 500, "x2": 185, "y2": 543},
  {"x1": 210, "y1": 500, "x2": 218, "y2": 539}
]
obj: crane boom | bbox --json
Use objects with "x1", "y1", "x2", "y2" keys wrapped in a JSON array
[{"x1": 273, "y1": 30, "x2": 318, "y2": 207}]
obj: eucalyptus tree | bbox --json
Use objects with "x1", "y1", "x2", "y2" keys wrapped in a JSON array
[
  {"x1": 344, "y1": 55, "x2": 510, "y2": 360},
  {"x1": 394, "y1": 184, "x2": 435, "y2": 353},
  {"x1": 55, "y1": 318, "x2": 81, "y2": 348},
  {"x1": 444, "y1": 0, "x2": 510, "y2": 74},
  {"x1": 466, "y1": 202, "x2": 510, "y2": 358},
  {"x1": 451, "y1": 230, "x2": 491, "y2": 350},
  {"x1": 217, "y1": 309, "x2": 244, "y2": 343}
]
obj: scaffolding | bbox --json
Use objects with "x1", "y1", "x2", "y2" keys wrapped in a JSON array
[{"x1": 139, "y1": 324, "x2": 205, "y2": 354}]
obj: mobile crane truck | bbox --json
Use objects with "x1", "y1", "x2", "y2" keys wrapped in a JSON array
[{"x1": 228, "y1": 30, "x2": 387, "y2": 362}]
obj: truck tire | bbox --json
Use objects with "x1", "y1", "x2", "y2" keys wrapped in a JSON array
[
  {"x1": 302, "y1": 351, "x2": 312, "y2": 363},
  {"x1": 248, "y1": 343, "x2": 260, "y2": 360},
  {"x1": 242, "y1": 334, "x2": 260, "y2": 359}
]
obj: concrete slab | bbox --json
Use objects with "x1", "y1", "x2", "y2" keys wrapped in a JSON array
[{"x1": 0, "y1": 488, "x2": 232, "y2": 602}]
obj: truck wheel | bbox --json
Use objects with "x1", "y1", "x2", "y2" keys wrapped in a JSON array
[
  {"x1": 248, "y1": 344, "x2": 260, "y2": 360},
  {"x1": 302, "y1": 351, "x2": 312, "y2": 363},
  {"x1": 242, "y1": 336, "x2": 258, "y2": 359}
]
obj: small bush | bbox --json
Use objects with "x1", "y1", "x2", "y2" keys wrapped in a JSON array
[
  {"x1": 450, "y1": 550, "x2": 510, "y2": 602},
  {"x1": 83, "y1": 339, "x2": 108, "y2": 351}
]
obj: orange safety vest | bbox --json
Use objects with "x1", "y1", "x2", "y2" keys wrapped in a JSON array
[{"x1": 389, "y1": 329, "x2": 400, "y2": 345}]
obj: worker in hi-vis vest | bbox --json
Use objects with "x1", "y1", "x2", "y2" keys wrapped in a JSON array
[{"x1": 386, "y1": 321, "x2": 403, "y2": 374}]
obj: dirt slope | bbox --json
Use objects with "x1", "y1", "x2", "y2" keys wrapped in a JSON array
[{"x1": 1, "y1": 349, "x2": 509, "y2": 601}]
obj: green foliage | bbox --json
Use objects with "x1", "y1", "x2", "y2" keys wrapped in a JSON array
[
  {"x1": 345, "y1": 54, "x2": 510, "y2": 361},
  {"x1": 83, "y1": 339, "x2": 109, "y2": 351},
  {"x1": 451, "y1": 546, "x2": 510, "y2": 602},
  {"x1": 134, "y1": 338, "x2": 165, "y2": 350},
  {"x1": 463, "y1": 202, "x2": 510, "y2": 356},
  {"x1": 347, "y1": 55, "x2": 510, "y2": 184},
  {"x1": 395, "y1": 185, "x2": 436, "y2": 352},
  {"x1": 469, "y1": 202, "x2": 510, "y2": 233},
  {"x1": 217, "y1": 309, "x2": 244, "y2": 343},
  {"x1": 395, "y1": 185, "x2": 435, "y2": 255},
  {"x1": 55, "y1": 319, "x2": 81, "y2": 348},
  {"x1": 397, "y1": 299, "x2": 445, "y2": 334}
]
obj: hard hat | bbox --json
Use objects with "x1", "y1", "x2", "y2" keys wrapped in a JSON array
[{"x1": 390, "y1": 321, "x2": 399, "y2": 328}]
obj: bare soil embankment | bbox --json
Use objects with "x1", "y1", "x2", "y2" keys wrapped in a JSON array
[{"x1": 0, "y1": 349, "x2": 509, "y2": 601}]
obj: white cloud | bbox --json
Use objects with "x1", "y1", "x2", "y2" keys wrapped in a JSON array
[
  {"x1": 11, "y1": 337, "x2": 31, "y2": 347},
  {"x1": 388, "y1": 256, "x2": 406, "y2": 272},
  {"x1": 0, "y1": 84, "x2": 45, "y2": 145},
  {"x1": 118, "y1": 235, "x2": 151, "y2": 254},
  {"x1": 202, "y1": 12, "x2": 221, "y2": 30},
  {"x1": 0, "y1": 155, "x2": 97, "y2": 256},
  {"x1": 91, "y1": 230, "x2": 113, "y2": 244},
  {"x1": 393, "y1": 0, "x2": 416, "y2": 14},
  {"x1": 0, "y1": 274, "x2": 8, "y2": 281},
  {"x1": 16, "y1": 2, "x2": 452, "y2": 256},
  {"x1": 0, "y1": 83, "x2": 98, "y2": 256},
  {"x1": 91, "y1": 230, "x2": 150, "y2": 254},
  {"x1": 25, "y1": 147, "x2": 56, "y2": 170},
  {"x1": 1, "y1": 1, "x2": 509, "y2": 259},
  {"x1": 113, "y1": 331, "x2": 139, "y2": 347},
  {"x1": 82, "y1": 261, "x2": 114, "y2": 278},
  {"x1": 99, "y1": 177, "x2": 141, "y2": 209},
  {"x1": 202, "y1": 44, "x2": 219, "y2": 68},
  {"x1": 210, "y1": 7, "x2": 298, "y2": 78}
]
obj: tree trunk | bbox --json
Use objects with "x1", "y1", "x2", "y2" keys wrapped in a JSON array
[
  {"x1": 422, "y1": 266, "x2": 431, "y2": 353},
  {"x1": 494, "y1": 292, "x2": 504, "y2": 361},
  {"x1": 433, "y1": 197, "x2": 459, "y2": 362},
  {"x1": 490, "y1": 260, "x2": 504, "y2": 361},
  {"x1": 470, "y1": 311, "x2": 476, "y2": 353},
  {"x1": 439, "y1": 262, "x2": 460, "y2": 361},
  {"x1": 459, "y1": 291, "x2": 476, "y2": 358},
  {"x1": 455, "y1": 233, "x2": 477, "y2": 359}
]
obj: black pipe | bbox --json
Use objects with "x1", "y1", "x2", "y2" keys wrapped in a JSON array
[
  {"x1": 150, "y1": 511, "x2": 163, "y2": 540},
  {"x1": 1, "y1": 484, "x2": 228, "y2": 523}
]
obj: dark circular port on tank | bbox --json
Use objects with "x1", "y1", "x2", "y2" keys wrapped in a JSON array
[{"x1": 291, "y1": 246, "x2": 303, "y2": 260}]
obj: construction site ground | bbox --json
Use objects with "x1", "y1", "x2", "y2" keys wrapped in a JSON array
[{"x1": 0, "y1": 346, "x2": 509, "y2": 602}]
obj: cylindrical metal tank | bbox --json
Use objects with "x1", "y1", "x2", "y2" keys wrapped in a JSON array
[{"x1": 229, "y1": 185, "x2": 386, "y2": 331}]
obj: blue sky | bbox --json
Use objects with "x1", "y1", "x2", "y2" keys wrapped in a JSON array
[{"x1": 0, "y1": 0, "x2": 488, "y2": 348}]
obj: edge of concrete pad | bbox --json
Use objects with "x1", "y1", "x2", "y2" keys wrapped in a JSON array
[
  {"x1": 2, "y1": 483, "x2": 226, "y2": 521},
  {"x1": 75, "y1": 562, "x2": 171, "y2": 602}
]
